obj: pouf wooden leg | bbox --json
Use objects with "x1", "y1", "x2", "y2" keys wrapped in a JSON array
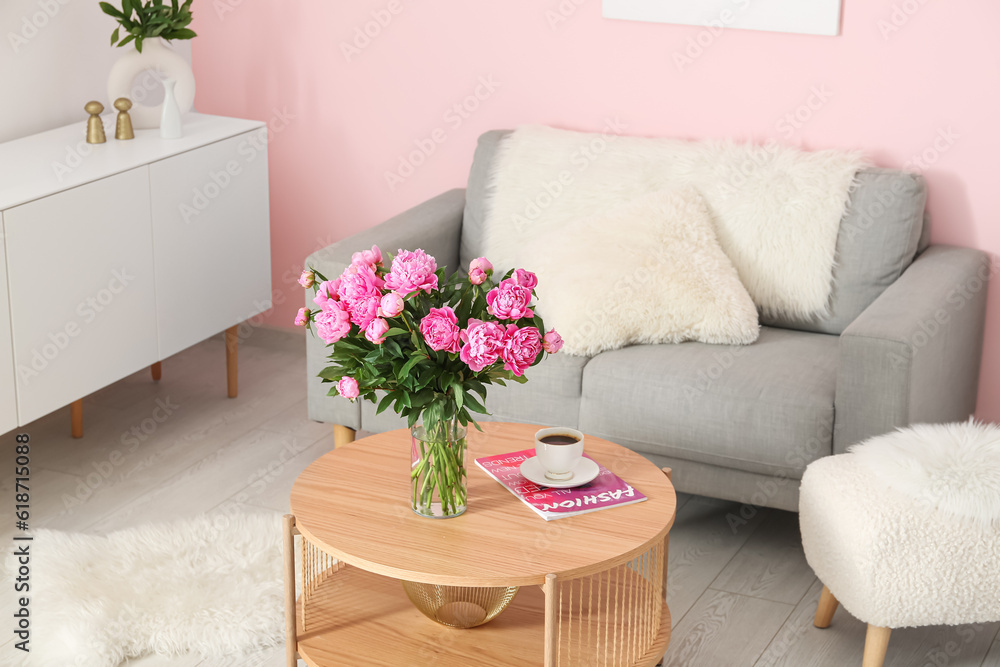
[
  {"x1": 863, "y1": 625, "x2": 891, "y2": 667},
  {"x1": 334, "y1": 425, "x2": 356, "y2": 448},
  {"x1": 151, "y1": 362, "x2": 162, "y2": 382},
  {"x1": 814, "y1": 585, "x2": 839, "y2": 628}
]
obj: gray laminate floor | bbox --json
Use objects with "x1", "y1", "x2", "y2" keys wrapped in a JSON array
[{"x1": 2, "y1": 327, "x2": 998, "y2": 667}]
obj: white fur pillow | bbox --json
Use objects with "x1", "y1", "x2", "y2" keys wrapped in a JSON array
[{"x1": 522, "y1": 187, "x2": 759, "y2": 356}]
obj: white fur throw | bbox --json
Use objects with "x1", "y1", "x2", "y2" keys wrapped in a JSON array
[
  {"x1": 800, "y1": 421, "x2": 1000, "y2": 628},
  {"x1": 483, "y1": 125, "x2": 866, "y2": 319},
  {"x1": 4, "y1": 513, "x2": 285, "y2": 666},
  {"x1": 520, "y1": 187, "x2": 759, "y2": 355},
  {"x1": 849, "y1": 420, "x2": 1000, "y2": 530}
]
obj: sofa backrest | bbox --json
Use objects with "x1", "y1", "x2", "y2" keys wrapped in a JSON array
[{"x1": 462, "y1": 129, "x2": 929, "y2": 337}]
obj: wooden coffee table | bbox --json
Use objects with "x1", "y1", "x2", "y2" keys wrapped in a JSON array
[{"x1": 284, "y1": 422, "x2": 676, "y2": 666}]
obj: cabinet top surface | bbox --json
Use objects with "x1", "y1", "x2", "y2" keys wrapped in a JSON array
[
  {"x1": 0, "y1": 113, "x2": 265, "y2": 211},
  {"x1": 290, "y1": 422, "x2": 676, "y2": 587}
]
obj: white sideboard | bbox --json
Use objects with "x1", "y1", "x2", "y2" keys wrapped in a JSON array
[{"x1": 0, "y1": 113, "x2": 272, "y2": 433}]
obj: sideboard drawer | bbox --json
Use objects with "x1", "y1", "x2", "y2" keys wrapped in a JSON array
[
  {"x1": 0, "y1": 216, "x2": 16, "y2": 434},
  {"x1": 4, "y1": 167, "x2": 159, "y2": 424},
  {"x1": 149, "y1": 130, "x2": 272, "y2": 359}
]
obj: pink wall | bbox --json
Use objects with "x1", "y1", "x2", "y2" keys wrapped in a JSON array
[{"x1": 191, "y1": 0, "x2": 1000, "y2": 419}]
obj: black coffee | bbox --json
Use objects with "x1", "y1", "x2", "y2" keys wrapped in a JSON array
[{"x1": 540, "y1": 435, "x2": 580, "y2": 445}]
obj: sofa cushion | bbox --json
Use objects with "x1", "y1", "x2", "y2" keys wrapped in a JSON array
[
  {"x1": 464, "y1": 132, "x2": 927, "y2": 336},
  {"x1": 762, "y1": 168, "x2": 927, "y2": 334},
  {"x1": 578, "y1": 327, "x2": 838, "y2": 479}
]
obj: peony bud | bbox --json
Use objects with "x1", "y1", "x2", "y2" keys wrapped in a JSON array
[
  {"x1": 298, "y1": 270, "x2": 315, "y2": 288},
  {"x1": 378, "y1": 291, "x2": 405, "y2": 318},
  {"x1": 542, "y1": 329, "x2": 563, "y2": 354},
  {"x1": 337, "y1": 376, "x2": 360, "y2": 400},
  {"x1": 469, "y1": 268, "x2": 487, "y2": 285},
  {"x1": 469, "y1": 257, "x2": 493, "y2": 274},
  {"x1": 365, "y1": 317, "x2": 390, "y2": 344},
  {"x1": 294, "y1": 307, "x2": 310, "y2": 327}
]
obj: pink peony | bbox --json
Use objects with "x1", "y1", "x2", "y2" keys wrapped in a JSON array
[
  {"x1": 312, "y1": 279, "x2": 341, "y2": 309},
  {"x1": 459, "y1": 319, "x2": 506, "y2": 372},
  {"x1": 501, "y1": 325, "x2": 542, "y2": 377},
  {"x1": 313, "y1": 301, "x2": 352, "y2": 344},
  {"x1": 298, "y1": 270, "x2": 315, "y2": 288},
  {"x1": 486, "y1": 279, "x2": 534, "y2": 320},
  {"x1": 542, "y1": 329, "x2": 564, "y2": 354},
  {"x1": 351, "y1": 245, "x2": 383, "y2": 269},
  {"x1": 469, "y1": 268, "x2": 487, "y2": 285},
  {"x1": 512, "y1": 268, "x2": 538, "y2": 290},
  {"x1": 379, "y1": 292, "x2": 405, "y2": 318},
  {"x1": 337, "y1": 376, "x2": 360, "y2": 400},
  {"x1": 294, "y1": 307, "x2": 310, "y2": 327},
  {"x1": 419, "y1": 307, "x2": 461, "y2": 353},
  {"x1": 365, "y1": 317, "x2": 390, "y2": 344},
  {"x1": 384, "y1": 249, "x2": 438, "y2": 296},
  {"x1": 337, "y1": 264, "x2": 385, "y2": 329}
]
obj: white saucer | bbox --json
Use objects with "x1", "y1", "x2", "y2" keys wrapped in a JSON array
[{"x1": 519, "y1": 456, "x2": 600, "y2": 489}]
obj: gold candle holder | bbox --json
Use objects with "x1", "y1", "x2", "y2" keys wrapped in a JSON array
[
  {"x1": 113, "y1": 97, "x2": 134, "y2": 140},
  {"x1": 85, "y1": 101, "x2": 106, "y2": 144}
]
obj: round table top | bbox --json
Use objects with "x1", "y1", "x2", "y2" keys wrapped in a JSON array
[{"x1": 290, "y1": 422, "x2": 676, "y2": 587}]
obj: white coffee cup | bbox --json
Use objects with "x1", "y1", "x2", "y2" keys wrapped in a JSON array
[{"x1": 534, "y1": 427, "x2": 585, "y2": 480}]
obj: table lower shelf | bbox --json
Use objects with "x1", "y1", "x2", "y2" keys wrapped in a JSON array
[{"x1": 295, "y1": 565, "x2": 670, "y2": 667}]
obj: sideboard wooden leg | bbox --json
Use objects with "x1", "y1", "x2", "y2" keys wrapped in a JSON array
[
  {"x1": 225, "y1": 325, "x2": 238, "y2": 398},
  {"x1": 151, "y1": 362, "x2": 162, "y2": 382},
  {"x1": 283, "y1": 514, "x2": 298, "y2": 667},
  {"x1": 70, "y1": 399, "x2": 83, "y2": 438},
  {"x1": 333, "y1": 425, "x2": 356, "y2": 448},
  {"x1": 543, "y1": 573, "x2": 558, "y2": 667}
]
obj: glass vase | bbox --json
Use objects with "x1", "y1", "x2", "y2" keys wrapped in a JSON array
[{"x1": 411, "y1": 418, "x2": 467, "y2": 518}]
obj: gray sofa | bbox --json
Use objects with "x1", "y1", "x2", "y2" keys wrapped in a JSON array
[{"x1": 306, "y1": 130, "x2": 990, "y2": 511}]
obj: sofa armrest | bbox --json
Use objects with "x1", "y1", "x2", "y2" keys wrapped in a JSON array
[
  {"x1": 305, "y1": 189, "x2": 466, "y2": 427},
  {"x1": 833, "y1": 245, "x2": 991, "y2": 453}
]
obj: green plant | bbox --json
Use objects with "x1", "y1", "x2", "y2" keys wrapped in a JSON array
[{"x1": 100, "y1": 0, "x2": 196, "y2": 53}]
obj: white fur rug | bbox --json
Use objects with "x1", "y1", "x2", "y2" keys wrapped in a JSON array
[
  {"x1": 849, "y1": 420, "x2": 1000, "y2": 530},
  {"x1": 4, "y1": 513, "x2": 285, "y2": 666},
  {"x1": 523, "y1": 187, "x2": 759, "y2": 355},
  {"x1": 483, "y1": 125, "x2": 866, "y2": 319}
]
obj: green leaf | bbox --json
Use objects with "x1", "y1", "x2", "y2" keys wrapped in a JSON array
[
  {"x1": 317, "y1": 367, "x2": 344, "y2": 381},
  {"x1": 466, "y1": 380, "x2": 488, "y2": 400},
  {"x1": 376, "y1": 392, "x2": 395, "y2": 415},
  {"x1": 135, "y1": 35, "x2": 143, "y2": 52},
  {"x1": 383, "y1": 327, "x2": 407, "y2": 338},
  {"x1": 462, "y1": 391, "x2": 490, "y2": 415},
  {"x1": 508, "y1": 373, "x2": 529, "y2": 384},
  {"x1": 110, "y1": 27, "x2": 120, "y2": 45},
  {"x1": 122, "y1": 0, "x2": 132, "y2": 18},
  {"x1": 407, "y1": 411, "x2": 420, "y2": 429},
  {"x1": 99, "y1": 2, "x2": 124, "y2": 18},
  {"x1": 399, "y1": 354, "x2": 423, "y2": 378},
  {"x1": 164, "y1": 27, "x2": 197, "y2": 40},
  {"x1": 117, "y1": 33, "x2": 136, "y2": 47}
]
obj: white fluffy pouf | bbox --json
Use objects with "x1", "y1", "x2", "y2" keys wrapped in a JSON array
[
  {"x1": 800, "y1": 421, "x2": 1000, "y2": 629},
  {"x1": 4, "y1": 513, "x2": 285, "y2": 666}
]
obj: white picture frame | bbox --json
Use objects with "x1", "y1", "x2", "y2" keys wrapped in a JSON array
[{"x1": 602, "y1": 0, "x2": 842, "y2": 37}]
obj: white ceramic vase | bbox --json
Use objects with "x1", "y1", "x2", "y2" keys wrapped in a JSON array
[
  {"x1": 106, "y1": 38, "x2": 195, "y2": 130},
  {"x1": 160, "y1": 78, "x2": 182, "y2": 139}
]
